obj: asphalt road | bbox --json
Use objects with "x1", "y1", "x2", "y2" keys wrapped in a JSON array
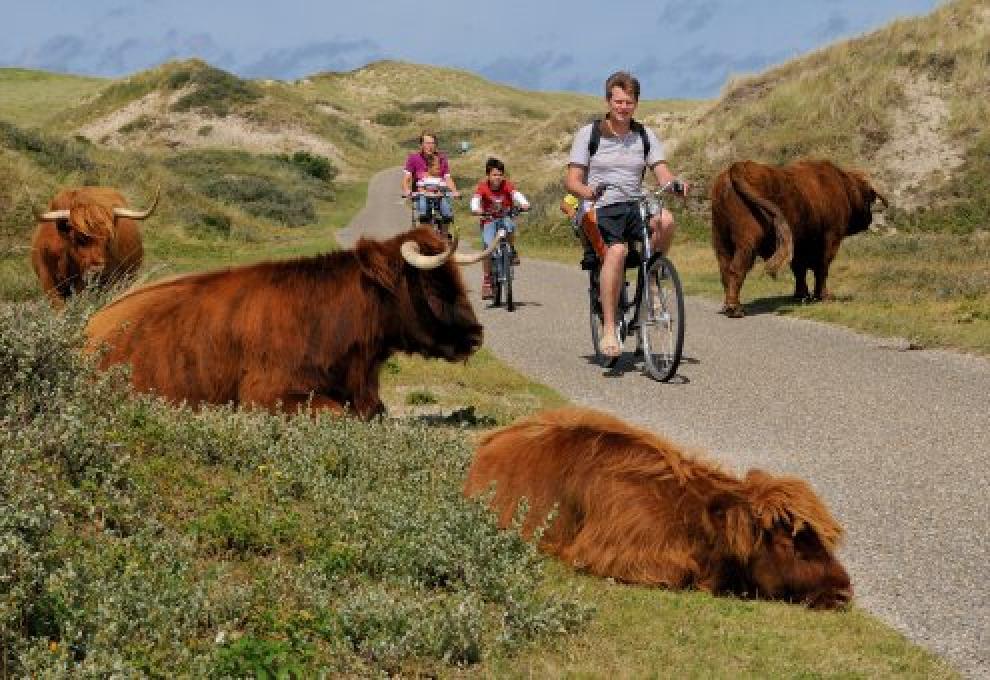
[{"x1": 344, "y1": 168, "x2": 990, "y2": 678}]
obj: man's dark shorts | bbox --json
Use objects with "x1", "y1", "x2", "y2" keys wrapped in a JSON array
[{"x1": 596, "y1": 202, "x2": 643, "y2": 245}]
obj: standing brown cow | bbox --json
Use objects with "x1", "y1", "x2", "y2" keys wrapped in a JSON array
[
  {"x1": 465, "y1": 407, "x2": 853, "y2": 609},
  {"x1": 31, "y1": 186, "x2": 157, "y2": 307},
  {"x1": 711, "y1": 159, "x2": 887, "y2": 317},
  {"x1": 85, "y1": 227, "x2": 490, "y2": 419}
]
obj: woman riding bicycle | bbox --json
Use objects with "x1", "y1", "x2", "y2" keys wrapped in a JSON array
[
  {"x1": 564, "y1": 71, "x2": 689, "y2": 363},
  {"x1": 470, "y1": 157, "x2": 530, "y2": 299},
  {"x1": 401, "y1": 132, "x2": 460, "y2": 226}
]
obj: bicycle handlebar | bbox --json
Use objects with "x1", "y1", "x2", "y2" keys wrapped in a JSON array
[
  {"x1": 405, "y1": 188, "x2": 460, "y2": 199},
  {"x1": 479, "y1": 207, "x2": 524, "y2": 219},
  {"x1": 593, "y1": 179, "x2": 686, "y2": 200}
]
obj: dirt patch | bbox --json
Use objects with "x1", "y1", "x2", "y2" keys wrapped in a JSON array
[
  {"x1": 873, "y1": 70, "x2": 964, "y2": 209},
  {"x1": 77, "y1": 87, "x2": 348, "y2": 174}
]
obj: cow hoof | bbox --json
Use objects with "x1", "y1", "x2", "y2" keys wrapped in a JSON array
[{"x1": 723, "y1": 305, "x2": 745, "y2": 318}]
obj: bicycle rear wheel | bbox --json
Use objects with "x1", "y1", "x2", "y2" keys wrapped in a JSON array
[{"x1": 638, "y1": 254, "x2": 684, "y2": 382}]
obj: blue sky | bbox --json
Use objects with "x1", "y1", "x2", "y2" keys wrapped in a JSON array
[{"x1": 1, "y1": 0, "x2": 941, "y2": 98}]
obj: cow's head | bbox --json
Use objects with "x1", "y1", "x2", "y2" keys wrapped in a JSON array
[
  {"x1": 357, "y1": 228, "x2": 483, "y2": 361},
  {"x1": 39, "y1": 189, "x2": 158, "y2": 279},
  {"x1": 845, "y1": 170, "x2": 889, "y2": 235},
  {"x1": 706, "y1": 470, "x2": 852, "y2": 609}
]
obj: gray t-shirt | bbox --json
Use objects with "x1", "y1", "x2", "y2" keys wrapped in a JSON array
[{"x1": 568, "y1": 122, "x2": 666, "y2": 208}]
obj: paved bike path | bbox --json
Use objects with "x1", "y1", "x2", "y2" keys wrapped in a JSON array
[{"x1": 345, "y1": 168, "x2": 990, "y2": 678}]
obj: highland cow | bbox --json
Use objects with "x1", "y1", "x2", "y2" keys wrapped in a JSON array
[{"x1": 465, "y1": 407, "x2": 852, "y2": 608}]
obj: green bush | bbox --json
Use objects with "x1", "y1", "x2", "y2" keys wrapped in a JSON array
[
  {"x1": 167, "y1": 65, "x2": 262, "y2": 117},
  {"x1": 373, "y1": 110, "x2": 413, "y2": 127},
  {"x1": 277, "y1": 150, "x2": 338, "y2": 183}
]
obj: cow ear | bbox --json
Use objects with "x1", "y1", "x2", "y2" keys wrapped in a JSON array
[
  {"x1": 356, "y1": 240, "x2": 399, "y2": 294},
  {"x1": 705, "y1": 493, "x2": 757, "y2": 560}
]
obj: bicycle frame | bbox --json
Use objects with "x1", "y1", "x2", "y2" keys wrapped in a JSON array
[{"x1": 408, "y1": 189, "x2": 455, "y2": 237}]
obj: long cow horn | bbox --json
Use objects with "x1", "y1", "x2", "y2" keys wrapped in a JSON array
[
  {"x1": 454, "y1": 233, "x2": 501, "y2": 265},
  {"x1": 113, "y1": 186, "x2": 160, "y2": 220},
  {"x1": 37, "y1": 208, "x2": 71, "y2": 221},
  {"x1": 401, "y1": 236, "x2": 456, "y2": 270}
]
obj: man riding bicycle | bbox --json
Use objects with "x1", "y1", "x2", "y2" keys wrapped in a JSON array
[
  {"x1": 401, "y1": 132, "x2": 461, "y2": 226},
  {"x1": 470, "y1": 157, "x2": 530, "y2": 299},
  {"x1": 564, "y1": 71, "x2": 689, "y2": 363}
]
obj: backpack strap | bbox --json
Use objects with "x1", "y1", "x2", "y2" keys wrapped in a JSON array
[
  {"x1": 588, "y1": 119, "x2": 602, "y2": 158},
  {"x1": 588, "y1": 117, "x2": 651, "y2": 161}
]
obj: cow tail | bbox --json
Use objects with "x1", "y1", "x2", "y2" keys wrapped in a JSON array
[{"x1": 728, "y1": 166, "x2": 794, "y2": 277}]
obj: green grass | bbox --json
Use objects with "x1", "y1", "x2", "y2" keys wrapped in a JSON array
[
  {"x1": 0, "y1": 68, "x2": 106, "y2": 127},
  {"x1": 493, "y1": 574, "x2": 955, "y2": 678}
]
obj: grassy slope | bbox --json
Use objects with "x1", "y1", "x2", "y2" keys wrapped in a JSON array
[
  {"x1": 657, "y1": 0, "x2": 989, "y2": 353},
  {"x1": 0, "y1": 68, "x2": 107, "y2": 126}
]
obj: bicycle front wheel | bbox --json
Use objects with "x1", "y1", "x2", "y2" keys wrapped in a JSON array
[
  {"x1": 504, "y1": 248, "x2": 515, "y2": 312},
  {"x1": 589, "y1": 282, "x2": 605, "y2": 365},
  {"x1": 638, "y1": 254, "x2": 684, "y2": 382}
]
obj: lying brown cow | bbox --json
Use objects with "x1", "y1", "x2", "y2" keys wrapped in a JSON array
[
  {"x1": 465, "y1": 407, "x2": 852, "y2": 609},
  {"x1": 711, "y1": 159, "x2": 887, "y2": 317},
  {"x1": 85, "y1": 228, "x2": 490, "y2": 419},
  {"x1": 31, "y1": 186, "x2": 157, "y2": 307}
]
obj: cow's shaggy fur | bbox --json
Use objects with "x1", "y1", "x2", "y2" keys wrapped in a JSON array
[
  {"x1": 710, "y1": 159, "x2": 886, "y2": 317},
  {"x1": 465, "y1": 407, "x2": 852, "y2": 608}
]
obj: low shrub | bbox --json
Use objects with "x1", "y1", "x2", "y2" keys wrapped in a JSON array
[
  {"x1": 201, "y1": 176, "x2": 316, "y2": 226},
  {"x1": 0, "y1": 121, "x2": 96, "y2": 176},
  {"x1": 117, "y1": 115, "x2": 156, "y2": 134},
  {"x1": 0, "y1": 300, "x2": 590, "y2": 676},
  {"x1": 399, "y1": 99, "x2": 452, "y2": 113}
]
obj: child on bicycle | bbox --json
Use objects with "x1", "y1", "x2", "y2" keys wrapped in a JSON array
[
  {"x1": 401, "y1": 132, "x2": 460, "y2": 225},
  {"x1": 470, "y1": 157, "x2": 530, "y2": 299}
]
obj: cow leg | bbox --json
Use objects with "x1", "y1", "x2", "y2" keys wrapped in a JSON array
[
  {"x1": 341, "y1": 361, "x2": 387, "y2": 420},
  {"x1": 715, "y1": 248, "x2": 732, "y2": 310},
  {"x1": 791, "y1": 258, "x2": 810, "y2": 301},
  {"x1": 813, "y1": 240, "x2": 842, "y2": 301},
  {"x1": 723, "y1": 247, "x2": 756, "y2": 318},
  {"x1": 561, "y1": 523, "x2": 697, "y2": 588}
]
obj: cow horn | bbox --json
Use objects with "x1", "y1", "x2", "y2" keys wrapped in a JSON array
[
  {"x1": 37, "y1": 208, "x2": 70, "y2": 221},
  {"x1": 454, "y1": 233, "x2": 501, "y2": 265},
  {"x1": 401, "y1": 237, "x2": 456, "y2": 269},
  {"x1": 112, "y1": 186, "x2": 160, "y2": 220}
]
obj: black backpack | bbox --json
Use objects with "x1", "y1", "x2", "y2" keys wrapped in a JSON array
[{"x1": 588, "y1": 117, "x2": 651, "y2": 161}]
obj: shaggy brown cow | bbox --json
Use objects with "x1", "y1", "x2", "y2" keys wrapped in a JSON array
[
  {"x1": 85, "y1": 227, "x2": 488, "y2": 419},
  {"x1": 711, "y1": 159, "x2": 887, "y2": 317},
  {"x1": 31, "y1": 186, "x2": 157, "y2": 307},
  {"x1": 465, "y1": 407, "x2": 852, "y2": 609}
]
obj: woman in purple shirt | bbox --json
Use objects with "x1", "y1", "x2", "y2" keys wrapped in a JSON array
[{"x1": 401, "y1": 132, "x2": 460, "y2": 225}]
